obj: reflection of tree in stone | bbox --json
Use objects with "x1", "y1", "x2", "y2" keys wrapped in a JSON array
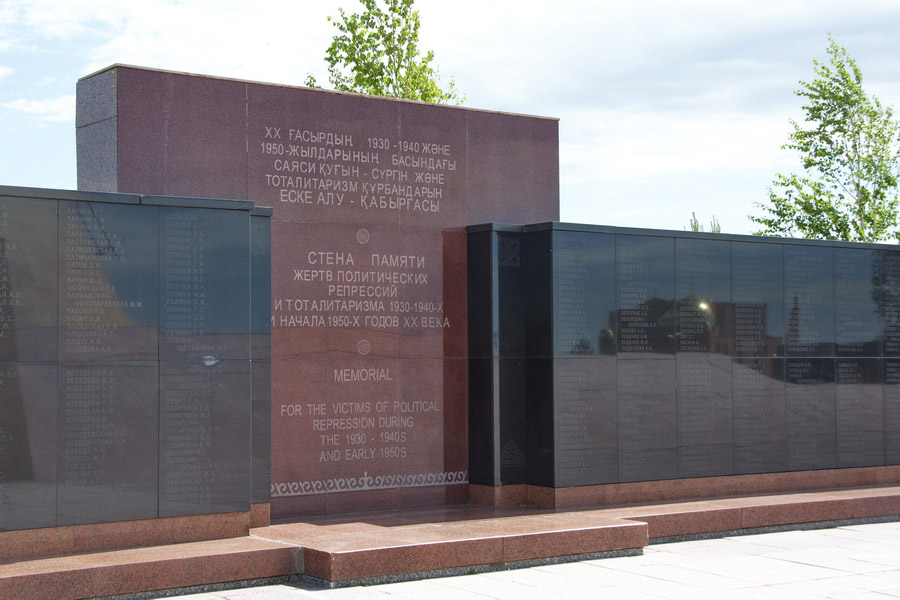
[
  {"x1": 871, "y1": 251, "x2": 900, "y2": 351},
  {"x1": 570, "y1": 338, "x2": 592, "y2": 355}
]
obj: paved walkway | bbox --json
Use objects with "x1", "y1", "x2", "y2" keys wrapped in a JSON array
[{"x1": 170, "y1": 521, "x2": 900, "y2": 599}]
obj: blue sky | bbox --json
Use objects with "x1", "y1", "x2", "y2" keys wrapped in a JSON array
[{"x1": 2, "y1": 0, "x2": 900, "y2": 234}]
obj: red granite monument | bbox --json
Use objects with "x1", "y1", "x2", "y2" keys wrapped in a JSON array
[{"x1": 76, "y1": 65, "x2": 560, "y2": 518}]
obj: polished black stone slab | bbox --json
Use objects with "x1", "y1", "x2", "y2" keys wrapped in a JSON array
[
  {"x1": 0, "y1": 196, "x2": 58, "y2": 362},
  {"x1": 675, "y1": 238, "x2": 731, "y2": 355},
  {"x1": 784, "y1": 245, "x2": 834, "y2": 357},
  {"x1": 676, "y1": 355, "x2": 733, "y2": 477},
  {"x1": 159, "y1": 206, "x2": 251, "y2": 361},
  {"x1": 835, "y1": 358, "x2": 883, "y2": 467},
  {"x1": 469, "y1": 224, "x2": 900, "y2": 490},
  {"x1": 56, "y1": 362, "x2": 158, "y2": 526},
  {"x1": 732, "y1": 357, "x2": 786, "y2": 474},
  {"x1": 881, "y1": 252, "x2": 900, "y2": 356},
  {"x1": 834, "y1": 249, "x2": 882, "y2": 357},
  {"x1": 0, "y1": 363, "x2": 57, "y2": 531},
  {"x1": 159, "y1": 359, "x2": 251, "y2": 517},
  {"x1": 498, "y1": 357, "x2": 531, "y2": 484},
  {"x1": 785, "y1": 358, "x2": 836, "y2": 470},
  {"x1": 497, "y1": 232, "x2": 529, "y2": 359},
  {"x1": 467, "y1": 356, "x2": 498, "y2": 486},
  {"x1": 466, "y1": 231, "x2": 497, "y2": 361},
  {"x1": 617, "y1": 358, "x2": 677, "y2": 482},
  {"x1": 732, "y1": 241, "x2": 784, "y2": 358},
  {"x1": 884, "y1": 359, "x2": 900, "y2": 465},
  {"x1": 252, "y1": 359, "x2": 271, "y2": 503},
  {"x1": 58, "y1": 201, "x2": 158, "y2": 362},
  {"x1": 553, "y1": 232, "x2": 616, "y2": 357},
  {"x1": 554, "y1": 357, "x2": 617, "y2": 486},
  {"x1": 250, "y1": 211, "x2": 272, "y2": 504},
  {"x1": 616, "y1": 235, "x2": 675, "y2": 355}
]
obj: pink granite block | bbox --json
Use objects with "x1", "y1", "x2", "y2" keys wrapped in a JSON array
[
  {"x1": 740, "y1": 499, "x2": 850, "y2": 529},
  {"x1": 635, "y1": 508, "x2": 742, "y2": 539},
  {"x1": 72, "y1": 519, "x2": 174, "y2": 554},
  {"x1": 322, "y1": 538, "x2": 503, "y2": 581},
  {"x1": 172, "y1": 512, "x2": 249, "y2": 543},
  {"x1": 501, "y1": 522, "x2": 646, "y2": 562},
  {"x1": 0, "y1": 571, "x2": 92, "y2": 600},
  {"x1": 0, "y1": 526, "x2": 74, "y2": 564},
  {"x1": 250, "y1": 503, "x2": 271, "y2": 528}
]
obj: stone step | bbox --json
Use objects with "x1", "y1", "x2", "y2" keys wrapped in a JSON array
[{"x1": 2, "y1": 486, "x2": 899, "y2": 598}]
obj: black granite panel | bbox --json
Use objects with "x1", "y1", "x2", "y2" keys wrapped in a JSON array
[
  {"x1": 675, "y1": 238, "x2": 731, "y2": 355},
  {"x1": 498, "y1": 358, "x2": 532, "y2": 484},
  {"x1": 0, "y1": 363, "x2": 57, "y2": 531},
  {"x1": 617, "y1": 358, "x2": 677, "y2": 482},
  {"x1": 251, "y1": 359, "x2": 271, "y2": 504},
  {"x1": 553, "y1": 232, "x2": 616, "y2": 357},
  {"x1": 785, "y1": 358, "x2": 836, "y2": 470},
  {"x1": 250, "y1": 212, "x2": 272, "y2": 504},
  {"x1": 884, "y1": 359, "x2": 900, "y2": 465},
  {"x1": 159, "y1": 359, "x2": 251, "y2": 517},
  {"x1": 616, "y1": 235, "x2": 675, "y2": 355},
  {"x1": 58, "y1": 201, "x2": 158, "y2": 362},
  {"x1": 732, "y1": 358, "x2": 786, "y2": 474},
  {"x1": 525, "y1": 230, "x2": 552, "y2": 358},
  {"x1": 834, "y1": 249, "x2": 882, "y2": 357},
  {"x1": 497, "y1": 232, "x2": 527, "y2": 358},
  {"x1": 56, "y1": 362, "x2": 158, "y2": 526},
  {"x1": 731, "y1": 241, "x2": 784, "y2": 358},
  {"x1": 876, "y1": 252, "x2": 900, "y2": 356},
  {"x1": 676, "y1": 355, "x2": 733, "y2": 477},
  {"x1": 159, "y1": 207, "x2": 251, "y2": 361},
  {"x1": 466, "y1": 231, "x2": 496, "y2": 360},
  {"x1": 251, "y1": 212, "x2": 272, "y2": 360},
  {"x1": 0, "y1": 197, "x2": 58, "y2": 362},
  {"x1": 784, "y1": 245, "x2": 834, "y2": 357},
  {"x1": 554, "y1": 357, "x2": 617, "y2": 486},
  {"x1": 467, "y1": 357, "x2": 498, "y2": 485},
  {"x1": 835, "y1": 358, "x2": 883, "y2": 467}
]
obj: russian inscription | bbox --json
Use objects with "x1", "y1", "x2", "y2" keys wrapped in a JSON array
[
  {"x1": 784, "y1": 246, "x2": 834, "y2": 356},
  {"x1": 732, "y1": 242, "x2": 783, "y2": 357},
  {"x1": 57, "y1": 363, "x2": 158, "y2": 525}
]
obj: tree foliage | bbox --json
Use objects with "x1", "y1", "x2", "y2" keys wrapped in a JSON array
[
  {"x1": 750, "y1": 35, "x2": 900, "y2": 242},
  {"x1": 305, "y1": 0, "x2": 463, "y2": 104},
  {"x1": 687, "y1": 212, "x2": 721, "y2": 233}
]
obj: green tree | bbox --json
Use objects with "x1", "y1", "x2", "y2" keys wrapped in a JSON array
[
  {"x1": 686, "y1": 212, "x2": 721, "y2": 233},
  {"x1": 750, "y1": 35, "x2": 900, "y2": 242},
  {"x1": 305, "y1": 0, "x2": 463, "y2": 104}
]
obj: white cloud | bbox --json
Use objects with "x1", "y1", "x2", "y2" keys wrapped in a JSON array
[
  {"x1": 0, "y1": 66, "x2": 14, "y2": 81},
  {"x1": 3, "y1": 95, "x2": 75, "y2": 122}
]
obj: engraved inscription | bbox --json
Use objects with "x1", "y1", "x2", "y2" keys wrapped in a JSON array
[
  {"x1": 784, "y1": 246, "x2": 833, "y2": 356},
  {"x1": 260, "y1": 127, "x2": 453, "y2": 215},
  {"x1": 733, "y1": 358, "x2": 785, "y2": 474},
  {"x1": 732, "y1": 242, "x2": 783, "y2": 357},
  {"x1": 835, "y1": 359, "x2": 883, "y2": 467},
  {"x1": 60, "y1": 203, "x2": 137, "y2": 357},
  {"x1": 162, "y1": 211, "x2": 212, "y2": 354},
  {"x1": 274, "y1": 234, "x2": 448, "y2": 332},
  {"x1": 785, "y1": 359, "x2": 836, "y2": 469}
]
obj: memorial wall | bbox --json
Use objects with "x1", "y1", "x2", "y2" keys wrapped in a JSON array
[
  {"x1": 468, "y1": 223, "x2": 900, "y2": 489},
  {"x1": 0, "y1": 185, "x2": 270, "y2": 532},
  {"x1": 75, "y1": 65, "x2": 559, "y2": 516}
]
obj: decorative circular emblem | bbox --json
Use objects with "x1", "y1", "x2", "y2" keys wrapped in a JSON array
[
  {"x1": 357, "y1": 339, "x2": 371, "y2": 355},
  {"x1": 356, "y1": 229, "x2": 370, "y2": 245}
]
